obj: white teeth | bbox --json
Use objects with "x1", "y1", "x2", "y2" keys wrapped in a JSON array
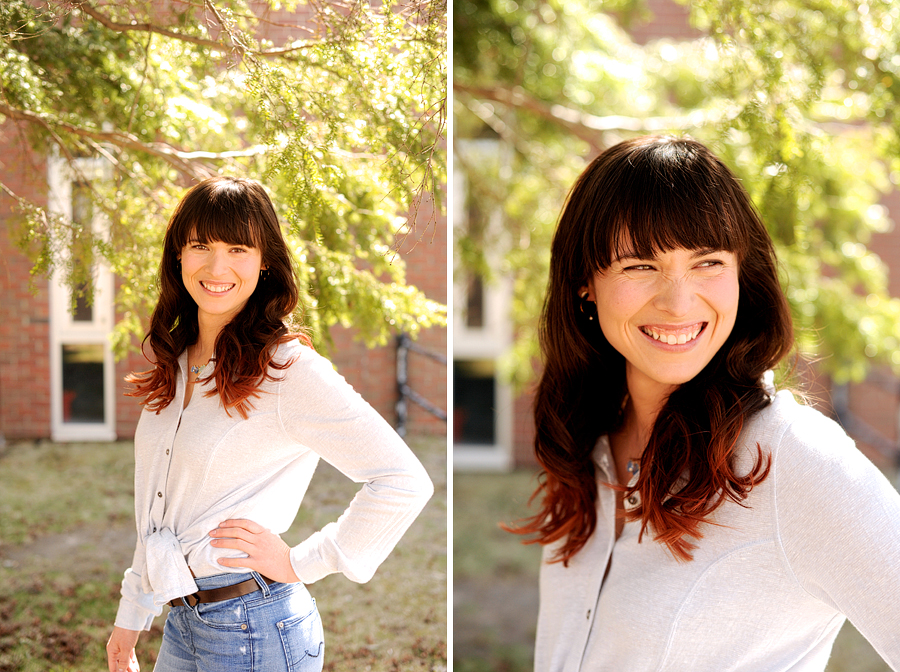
[
  {"x1": 201, "y1": 282, "x2": 233, "y2": 293},
  {"x1": 643, "y1": 325, "x2": 704, "y2": 344}
]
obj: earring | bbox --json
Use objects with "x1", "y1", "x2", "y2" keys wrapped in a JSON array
[
  {"x1": 579, "y1": 291, "x2": 594, "y2": 321},
  {"x1": 260, "y1": 269, "x2": 269, "y2": 280}
]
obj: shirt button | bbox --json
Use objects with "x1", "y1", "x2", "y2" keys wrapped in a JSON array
[
  {"x1": 157, "y1": 492, "x2": 163, "y2": 498},
  {"x1": 586, "y1": 609, "x2": 592, "y2": 620},
  {"x1": 166, "y1": 449, "x2": 170, "y2": 455},
  {"x1": 152, "y1": 527, "x2": 157, "y2": 533},
  {"x1": 627, "y1": 496, "x2": 638, "y2": 506}
]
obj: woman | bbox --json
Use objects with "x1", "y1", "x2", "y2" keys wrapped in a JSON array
[
  {"x1": 517, "y1": 136, "x2": 900, "y2": 671},
  {"x1": 105, "y1": 176, "x2": 433, "y2": 672}
]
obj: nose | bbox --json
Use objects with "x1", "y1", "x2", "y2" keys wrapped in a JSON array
[
  {"x1": 652, "y1": 275, "x2": 694, "y2": 316},
  {"x1": 206, "y1": 249, "x2": 229, "y2": 276}
]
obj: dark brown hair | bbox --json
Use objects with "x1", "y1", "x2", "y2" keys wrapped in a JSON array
[
  {"x1": 127, "y1": 176, "x2": 308, "y2": 417},
  {"x1": 514, "y1": 136, "x2": 794, "y2": 563}
]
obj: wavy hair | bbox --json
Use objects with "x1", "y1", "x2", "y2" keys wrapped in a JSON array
[
  {"x1": 514, "y1": 136, "x2": 794, "y2": 563},
  {"x1": 127, "y1": 176, "x2": 309, "y2": 418}
]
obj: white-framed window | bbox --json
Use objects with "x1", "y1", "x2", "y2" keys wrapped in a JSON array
[
  {"x1": 47, "y1": 155, "x2": 116, "y2": 441},
  {"x1": 453, "y1": 138, "x2": 514, "y2": 470}
]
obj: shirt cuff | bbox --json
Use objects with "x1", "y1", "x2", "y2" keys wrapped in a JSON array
[
  {"x1": 289, "y1": 531, "x2": 335, "y2": 584},
  {"x1": 115, "y1": 568, "x2": 162, "y2": 632}
]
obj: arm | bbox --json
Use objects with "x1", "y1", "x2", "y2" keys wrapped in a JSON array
[
  {"x1": 106, "y1": 627, "x2": 141, "y2": 672},
  {"x1": 776, "y1": 409, "x2": 900, "y2": 668},
  {"x1": 114, "y1": 538, "x2": 161, "y2": 631},
  {"x1": 108, "y1": 540, "x2": 157, "y2": 672},
  {"x1": 274, "y1": 345, "x2": 433, "y2": 583}
]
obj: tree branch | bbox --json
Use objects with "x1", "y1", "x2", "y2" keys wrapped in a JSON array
[
  {"x1": 75, "y1": 1, "x2": 361, "y2": 59},
  {"x1": 455, "y1": 82, "x2": 721, "y2": 145},
  {"x1": 0, "y1": 102, "x2": 217, "y2": 179},
  {"x1": 75, "y1": 1, "x2": 229, "y2": 52}
]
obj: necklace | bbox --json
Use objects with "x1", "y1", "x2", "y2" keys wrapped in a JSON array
[
  {"x1": 189, "y1": 360, "x2": 210, "y2": 382},
  {"x1": 626, "y1": 459, "x2": 640, "y2": 478}
]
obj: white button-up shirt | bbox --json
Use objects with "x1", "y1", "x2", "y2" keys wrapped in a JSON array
[
  {"x1": 535, "y1": 391, "x2": 900, "y2": 671},
  {"x1": 115, "y1": 340, "x2": 433, "y2": 631}
]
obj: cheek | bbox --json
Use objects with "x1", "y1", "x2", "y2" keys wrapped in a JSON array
[{"x1": 708, "y1": 276, "x2": 740, "y2": 331}]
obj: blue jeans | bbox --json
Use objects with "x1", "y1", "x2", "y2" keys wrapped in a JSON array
[{"x1": 154, "y1": 572, "x2": 324, "y2": 672}]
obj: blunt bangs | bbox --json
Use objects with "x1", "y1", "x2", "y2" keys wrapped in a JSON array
[
  {"x1": 167, "y1": 179, "x2": 267, "y2": 256},
  {"x1": 582, "y1": 138, "x2": 750, "y2": 271}
]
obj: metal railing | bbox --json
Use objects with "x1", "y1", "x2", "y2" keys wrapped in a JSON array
[{"x1": 395, "y1": 333, "x2": 447, "y2": 437}]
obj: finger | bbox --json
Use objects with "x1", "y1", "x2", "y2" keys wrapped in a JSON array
[
  {"x1": 217, "y1": 519, "x2": 266, "y2": 533},
  {"x1": 209, "y1": 527, "x2": 257, "y2": 543},
  {"x1": 217, "y1": 555, "x2": 256, "y2": 569},
  {"x1": 210, "y1": 536, "x2": 255, "y2": 553}
]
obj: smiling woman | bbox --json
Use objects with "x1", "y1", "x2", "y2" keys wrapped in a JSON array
[
  {"x1": 106, "y1": 176, "x2": 433, "y2": 672},
  {"x1": 511, "y1": 136, "x2": 900, "y2": 671}
]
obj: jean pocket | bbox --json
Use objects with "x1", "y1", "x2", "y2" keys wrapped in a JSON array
[
  {"x1": 193, "y1": 597, "x2": 249, "y2": 630},
  {"x1": 276, "y1": 601, "x2": 324, "y2": 672}
]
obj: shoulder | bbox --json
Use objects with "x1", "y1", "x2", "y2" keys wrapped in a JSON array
[
  {"x1": 741, "y1": 390, "x2": 880, "y2": 494},
  {"x1": 743, "y1": 390, "x2": 854, "y2": 458},
  {"x1": 269, "y1": 339, "x2": 359, "y2": 402},
  {"x1": 268, "y1": 337, "x2": 329, "y2": 369}
]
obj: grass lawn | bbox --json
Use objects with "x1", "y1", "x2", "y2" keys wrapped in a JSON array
[
  {"x1": 0, "y1": 435, "x2": 446, "y2": 672},
  {"x1": 453, "y1": 469, "x2": 891, "y2": 672}
]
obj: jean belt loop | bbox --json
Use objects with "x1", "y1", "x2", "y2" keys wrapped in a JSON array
[
  {"x1": 182, "y1": 591, "x2": 201, "y2": 609},
  {"x1": 251, "y1": 571, "x2": 271, "y2": 597}
]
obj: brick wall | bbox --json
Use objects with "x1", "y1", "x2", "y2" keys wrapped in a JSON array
[
  {"x1": 627, "y1": 0, "x2": 701, "y2": 44},
  {"x1": 329, "y1": 194, "x2": 448, "y2": 436},
  {"x1": 0, "y1": 123, "x2": 51, "y2": 441}
]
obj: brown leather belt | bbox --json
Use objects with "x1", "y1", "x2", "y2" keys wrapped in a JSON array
[{"x1": 168, "y1": 575, "x2": 276, "y2": 608}]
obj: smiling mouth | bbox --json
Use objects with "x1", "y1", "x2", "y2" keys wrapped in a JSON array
[
  {"x1": 200, "y1": 281, "x2": 235, "y2": 294},
  {"x1": 640, "y1": 323, "x2": 707, "y2": 345}
]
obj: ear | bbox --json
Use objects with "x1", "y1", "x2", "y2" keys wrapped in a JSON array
[{"x1": 578, "y1": 284, "x2": 595, "y2": 302}]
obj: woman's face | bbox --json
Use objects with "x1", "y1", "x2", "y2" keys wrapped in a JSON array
[
  {"x1": 583, "y1": 245, "x2": 739, "y2": 400},
  {"x1": 179, "y1": 234, "x2": 265, "y2": 328}
]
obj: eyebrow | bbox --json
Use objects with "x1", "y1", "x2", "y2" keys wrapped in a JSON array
[{"x1": 613, "y1": 247, "x2": 726, "y2": 262}]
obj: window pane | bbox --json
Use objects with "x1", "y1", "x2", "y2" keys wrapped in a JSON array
[
  {"x1": 465, "y1": 274, "x2": 485, "y2": 328},
  {"x1": 453, "y1": 359, "x2": 495, "y2": 445},
  {"x1": 62, "y1": 343, "x2": 104, "y2": 423},
  {"x1": 71, "y1": 182, "x2": 93, "y2": 322}
]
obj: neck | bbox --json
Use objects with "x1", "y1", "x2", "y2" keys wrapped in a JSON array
[
  {"x1": 617, "y1": 369, "x2": 676, "y2": 461},
  {"x1": 192, "y1": 313, "x2": 225, "y2": 361}
]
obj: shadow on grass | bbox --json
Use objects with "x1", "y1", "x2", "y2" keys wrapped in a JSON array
[
  {"x1": 453, "y1": 469, "x2": 890, "y2": 672},
  {"x1": 0, "y1": 435, "x2": 446, "y2": 672}
]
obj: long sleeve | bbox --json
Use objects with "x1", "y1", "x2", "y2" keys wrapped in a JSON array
[
  {"x1": 114, "y1": 537, "x2": 163, "y2": 631},
  {"x1": 775, "y1": 406, "x2": 900, "y2": 669},
  {"x1": 277, "y1": 345, "x2": 434, "y2": 584}
]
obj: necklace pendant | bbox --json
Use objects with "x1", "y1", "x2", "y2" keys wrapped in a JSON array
[{"x1": 626, "y1": 459, "x2": 640, "y2": 476}]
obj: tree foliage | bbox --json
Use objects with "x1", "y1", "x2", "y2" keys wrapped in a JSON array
[
  {"x1": 455, "y1": 0, "x2": 900, "y2": 386},
  {"x1": 1, "y1": 0, "x2": 447, "y2": 354}
]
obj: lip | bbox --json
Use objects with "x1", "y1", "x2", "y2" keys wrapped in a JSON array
[{"x1": 639, "y1": 322, "x2": 707, "y2": 348}]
